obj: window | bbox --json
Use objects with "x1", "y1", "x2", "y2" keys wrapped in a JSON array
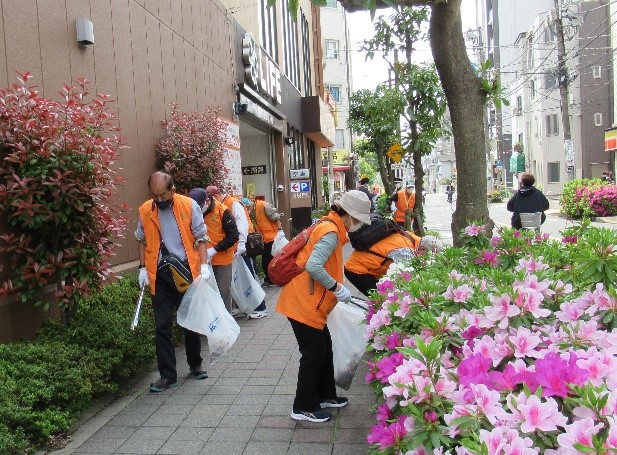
[
  {"x1": 545, "y1": 73, "x2": 557, "y2": 90},
  {"x1": 548, "y1": 162, "x2": 560, "y2": 183},
  {"x1": 282, "y1": 0, "x2": 300, "y2": 88},
  {"x1": 326, "y1": 84, "x2": 341, "y2": 103},
  {"x1": 546, "y1": 114, "x2": 559, "y2": 136},
  {"x1": 593, "y1": 66, "x2": 602, "y2": 79},
  {"x1": 301, "y1": 12, "x2": 312, "y2": 96},
  {"x1": 544, "y1": 26, "x2": 555, "y2": 42},
  {"x1": 260, "y1": 0, "x2": 278, "y2": 61},
  {"x1": 325, "y1": 39, "x2": 339, "y2": 59},
  {"x1": 530, "y1": 79, "x2": 536, "y2": 99},
  {"x1": 335, "y1": 129, "x2": 345, "y2": 149},
  {"x1": 325, "y1": 0, "x2": 337, "y2": 7},
  {"x1": 594, "y1": 113, "x2": 603, "y2": 127}
]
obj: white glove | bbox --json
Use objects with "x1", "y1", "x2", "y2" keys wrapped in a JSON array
[
  {"x1": 275, "y1": 229, "x2": 285, "y2": 240},
  {"x1": 138, "y1": 268, "x2": 149, "y2": 288},
  {"x1": 333, "y1": 284, "x2": 351, "y2": 303},
  {"x1": 390, "y1": 202, "x2": 397, "y2": 213},
  {"x1": 207, "y1": 247, "x2": 217, "y2": 262},
  {"x1": 200, "y1": 264, "x2": 211, "y2": 281},
  {"x1": 236, "y1": 243, "x2": 246, "y2": 256}
]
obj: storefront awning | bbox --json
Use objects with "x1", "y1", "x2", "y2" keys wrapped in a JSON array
[
  {"x1": 322, "y1": 165, "x2": 350, "y2": 172},
  {"x1": 301, "y1": 96, "x2": 336, "y2": 147}
]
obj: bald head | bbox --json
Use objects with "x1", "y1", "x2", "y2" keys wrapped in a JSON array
[{"x1": 148, "y1": 171, "x2": 174, "y2": 192}]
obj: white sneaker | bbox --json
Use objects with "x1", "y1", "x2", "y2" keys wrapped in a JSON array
[
  {"x1": 230, "y1": 308, "x2": 244, "y2": 318},
  {"x1": 248, "y1": 310, "x2": 268, "y2": 319}
]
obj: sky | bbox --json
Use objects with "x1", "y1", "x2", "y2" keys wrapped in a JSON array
[{"x1": 347, "y1": 0, "x2": 479, "y2": 92}]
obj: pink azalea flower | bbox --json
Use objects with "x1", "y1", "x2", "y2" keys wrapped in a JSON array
[
  {"x1": 458, "y1": 353, "x2": 491, "y2": 387},
  {"x1": 513, "y1": 288, "x2": 550, "y2": 318},
  {"x1": 449, "y1": 269, "x2": 464, "y2": 281},
  {"x1": 443, "y1": 284, "x2": 474, "y2": 303},
  {"x1": 394, "y1": 294, "x2": 413, "y2": 318},
  {"x1": 586, "y1": 283, "x2": 617, "y2": 313},
  {"x1": 516, "y1": 394, "x2": 568, "y2": 433},
  {"x1": 376, "y1": 279, "x2": 395, "y2": 293},
  {"x1": 470, "y1": 383, "x2": 503, "y2": 424},
  {"x1": 533, "y1": 352, "x2": 589, "y2": 397},
  {"x1": 479, "y1": 428, "x2": 507, "y2": 455},
  {"x1": 373, "y1": 352, "x2": 405, "y2": 384},
  {"x1": 465, "y1": 223, "x2": 486, "y2": 236},
  {"x1": 485, "y1": 293, "x2": 521, "y2": 329},
  {"x1": 490, "y1": 235, "x2": 502, "y2": 248},
  {"x1": 604, "y1": 417, "x2": 617, "y2": 449},
  {"x1": 576, "y1": 347, "x2": 610, "y2": 386},
  {"x1": 555, "y1": 300, "x2": 586, "y2": 322},
  {"x1": 475, "y1": 250, "x2": 500, "y2": 267},
  {"x1": 510, "y1": 327, "x2": 542, "y2": 358},
  {"x1": 366, "y1": 307, "x2": 392, "y2": 337},
  {"x1": 488, "y1": 363, "x2": 524, "y2": 391},
  {"x1": 513, "y1": 230, "x2": 521, "y2": 238},
  {"x1": 515, "y1": 257, "x2": 549, "y2": 273},
  {"x1": 514, "y1": 274, "x2": 555, "y2": 298},
  {"x1": 385, "y1": 332, "x2": 402, "y2": 350},
  {"x1": 367, "y1": 415, "x2": 410, "y2": 450},
  {"x1": 503, "y1": 436, "x2": 539, "y2": 455},
  {"x1": 556, "y1": 418, "x2": 603, "y2": 453}
]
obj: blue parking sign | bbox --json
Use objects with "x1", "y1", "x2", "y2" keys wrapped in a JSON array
[{"x1": 299, "y1": 182, "x2": 310, "y2": 192}]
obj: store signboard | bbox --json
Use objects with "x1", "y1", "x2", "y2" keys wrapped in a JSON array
[{"x1": 219, "y1": 118, "x2": 242, "y2": 196}]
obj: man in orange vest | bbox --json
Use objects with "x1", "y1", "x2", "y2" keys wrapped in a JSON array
[
  {"x1": 188, "y1": 188, "x2": 239, "y2": 314},
  {"x1": 388, "y1": 182, "x2": 416, "y2": 229},
  {"x1": 136, "y1": 172, "x2": 210, "y2": 393},
  {"x1": 206, "y1": 186, "x2": 248, "y2": 257},
  {"x1": 249, "y1": 197, "x2": 284, "y2": 287}
]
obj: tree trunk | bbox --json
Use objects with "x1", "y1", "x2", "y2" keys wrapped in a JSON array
[
  {"x1": 376, "y1": 147, "x2": 394, "y2": 195},
  {"x1": 429, "y1": 0, "x2": 491, "y2": 244}
]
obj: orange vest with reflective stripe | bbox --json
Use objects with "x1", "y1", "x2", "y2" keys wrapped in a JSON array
[
  {"x1": 138, "y1": 195, "x2": 201, "y2": 295},
  {"x1": 394, "y1": 189, "x2": 415, "y2": 223},
  {"x1": 276, "y1": 212, "x2": 347, "y2": 330},
  {"x1": 253, "y1": 200, "x2": 279, "y2": 242},
  {"x1": 345, "y1": 231, "x2": 420, "y2": 278},
  {"x1": 204, "y1": 200, "x2": 234, "y2": 266}
]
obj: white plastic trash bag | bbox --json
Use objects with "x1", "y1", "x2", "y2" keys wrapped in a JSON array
[
  {"x1": 177, "y1": 275, "x2": 240, "y2": 363},
  {"x1": 271, "y1": 235, "x2": 289, "y2": 257},
  {"x1": 204, "y1": 264, "x2": 219, "y2": 294},
  {"x1": 328, "y1": 301, "x2": 368, "y2": 390},
  {"x1": 230, "y1": 255, "x2": 265, "y2": 313}
]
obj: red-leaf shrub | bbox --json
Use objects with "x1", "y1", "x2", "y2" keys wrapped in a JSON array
[
  {"x1": 0, "y1": 72, "x2": 126, "y2": 314},
  {"x1": 156, "y1": 105, "x2": 231, "y2": 194}
]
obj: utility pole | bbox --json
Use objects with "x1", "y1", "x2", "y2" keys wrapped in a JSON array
[{"x1": 553, "y1": 0, "x2": 575, "y2": 180}]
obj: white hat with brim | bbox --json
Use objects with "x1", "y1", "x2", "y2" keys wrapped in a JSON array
[{"x1": 333, "y1": 190, "x2": 372, "y2": 225}]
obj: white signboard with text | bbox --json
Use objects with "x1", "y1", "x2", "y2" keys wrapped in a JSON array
[{"x1": 220, "y1": 118, "x2": 242, "y2": 196}]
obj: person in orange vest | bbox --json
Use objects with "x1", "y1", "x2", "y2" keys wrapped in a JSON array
[
  {"x1": 388, "y1": 182, "x2": 416, "y2": 228},
  {"x1": 276, "y1": 190, "x2": 371, "y2": 423},
  {"x1": 188, "y1": 188, "x2": 239, "y2": 314},
  {"x1": 249, "y1": 197, "x2": 284, "y2": 287},
  {"x1": 345, "y1": 232, "x2": 442, "y2": 296},
  {"x1": 136, "y1": 172, "x2": 210, "y2": 393}
]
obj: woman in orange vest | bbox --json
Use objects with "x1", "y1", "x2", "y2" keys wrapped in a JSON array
[
  {"x1": 250, "y1": 198, "x2": 284, "y2": 286},
  {"x1": 344, "y1": 230, "x2": 423, "y2": 296},
  {"x1": 188, "y1": 188, "x2": 239, "y2": 313},
  {"x1": 276, "y1": 190, "x2": 371, "y2": 423},
  {"x1": 388, "y1": 182, "x2": 416, "y2": 227}
]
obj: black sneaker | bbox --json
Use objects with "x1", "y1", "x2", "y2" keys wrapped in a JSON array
[
  {"x1": 189, "y1": 365, "x2": 208, "y2": 380},
  {"x1": 320, "y1": 397, "x2": 348, "y2": 408},
  {"x1": 149, "y1": 377, "x2": 177, "y2": 393},
  {"x1": 290, "y1": 409, "x2": 332, "y2": 422}
]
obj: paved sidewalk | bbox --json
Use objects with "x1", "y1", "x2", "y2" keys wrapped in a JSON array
[{"x1": 50, "y1": 285, "x2": 377, "y2": 455}]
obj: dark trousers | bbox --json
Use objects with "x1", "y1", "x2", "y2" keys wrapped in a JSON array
[
  {"x1": 288, "y1": 318, "x2": 336, "y2": 412},
  {"x1": 262, "y1": 241, "x2": 274, "y2": 283},
  {"x1": 243, "y1": 255, "x2": 266, "y2": 312},
  {"x1": 344, "y1": 268, "x2": 378, "y2": 297},
  {"x1": 152, "y1": 272, "x2": 202, "y2": 380}
]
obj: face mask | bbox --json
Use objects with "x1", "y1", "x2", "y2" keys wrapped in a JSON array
[
  {"x1": 407, "y1": 188, "x2": 414, "y2": 194},
  {"x1": 155, "y1": 199, "x2": 172, "y2": 210},
  {"x1": 348, "y1": 220, "x2": 364, "y2": 233}
]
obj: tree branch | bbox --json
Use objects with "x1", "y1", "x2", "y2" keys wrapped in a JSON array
[{"x1": 337, "y1": 0, "x2": 439, "y2": 12}]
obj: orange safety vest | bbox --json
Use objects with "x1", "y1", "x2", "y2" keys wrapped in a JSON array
[
  {"x1": 204, "y1": 199, "x2": 235, "y2": 266},
  {"x1": 345, "y1": 231, "x2": 420, "y2": 278},
  {"x1": 221, "y1": 194, "x2": 239, "y2": 212},
  {"x1": 394, "y1": 189, "x2": 416, "y2": 223},
  {"x1": 244, "y1": 206, "x2": 255, "y2": 233},
  {"x1": 253, "y1": 199, "x2": 279, "y2": 243},
  {"x1": 276, "y1": 212, "x2": 347, "y2": 330},
  {"x1": 138, "y1": 194, "x2": 201, "y2": 295}
]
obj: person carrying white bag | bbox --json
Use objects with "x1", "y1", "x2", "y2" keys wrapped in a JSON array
[
  {"x1": 177, "y1": 275, "x2": 240, "y2": 363},
  {"x1": 230, "y1": 255, "x2": 265, "y2": 315}
]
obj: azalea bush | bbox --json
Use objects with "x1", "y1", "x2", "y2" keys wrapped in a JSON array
[
  {"x1": 364, "y1": 222, "x2": 617, "y2": 454},
  {"x1": 156, "y1": 105, "x2": 231, "y2": 193},
  {"x1": 560, "y1": 179, "x2": 612, "y2": 219},
  {"x1": 0, "y1": 73, "x2": 126, "y2": 316}
]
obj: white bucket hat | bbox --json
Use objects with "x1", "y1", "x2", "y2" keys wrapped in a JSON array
[{"x1": 333, "y1": 190, "x2": 372, "y2": 225}]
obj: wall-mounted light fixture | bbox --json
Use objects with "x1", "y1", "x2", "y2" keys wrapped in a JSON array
[
  {"x1": 233, "y1": 101, "x2": 248, "y2": 116},
  {"x1": 76, "y1": 18, "x2": 94, "y2": 48},
  {"x1": 284, "y1": 136, "x2": 294, "y2": 146}
]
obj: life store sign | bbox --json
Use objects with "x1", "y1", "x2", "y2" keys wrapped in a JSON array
[{"x1": 242, "y1": 33, "x2": 282, "y2": 105}]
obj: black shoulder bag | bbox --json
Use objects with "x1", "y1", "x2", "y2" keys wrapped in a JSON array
[{"x1": 157, "y1": 243, "x2": 193, "y2": 293}]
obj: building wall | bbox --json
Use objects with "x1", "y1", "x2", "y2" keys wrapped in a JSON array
[{"x1": 0, "y1": 0, "x2": 237, "y2": 341}]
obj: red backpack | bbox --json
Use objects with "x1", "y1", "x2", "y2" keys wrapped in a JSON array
[{"x1": 267, "y1": 220, "x2": 335, "y2": 286}]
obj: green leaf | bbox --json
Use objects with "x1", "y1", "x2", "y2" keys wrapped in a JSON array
[{"x1": 573, "y1": 442, "x2": 596, "y2": 454}]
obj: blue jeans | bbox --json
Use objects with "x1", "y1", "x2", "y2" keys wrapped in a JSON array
[{"x1": 243, "y1": 254, "x2": 266, "y2": 312}]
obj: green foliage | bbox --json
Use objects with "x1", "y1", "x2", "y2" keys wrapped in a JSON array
[
  {"x1": 0, "y1": 276, "x2": 155, "y2": 453},
  {"x1": 376, "y1": 193, "x2": 392, "y2": 218},
  {"x1": 487, "y1": 188, "x2": 503, "y2": 203},
  {"x1": 156, "y1": 105, "x2": 230, "y2": 194},
  {"x1": 0, "y1": 73, "x2": 126, "y2": 315},
  {"x1": 567, "y1": 228, "x2": 617, "y2": 293},
  {"x1": 560, "y1": 178, "x2": 607, "y2": 218},
  {"x1": 478, "y1": 60, "x2": 510, "y2": 108}
]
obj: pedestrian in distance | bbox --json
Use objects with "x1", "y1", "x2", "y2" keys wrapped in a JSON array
[
  {"x1": 136, "y1": 171, "x2": 211, "y2": 393},
  {"x1": 387, "y1": 182, "x2": 416, "y2": 229},
  {"x1": 345, "y1": 231, "x2": 443, "y2": 297},
  {"x1": 357, "y1": 177, "x2": 375, "y2": 213},
  {"x1": 276, "y1": 190, "x2": 372, "y2": 423},
  {"x1": 445, "y1": 183, "x2": 455, "y2": 203},
  {"x1": 188, "y1": 188, "x2": 239, "y2": 315},
  {"x1": 507, "y1": 172, "x2": 549, "y2": 229},
  {"x1": 249, "y1": 197, "x2": 284, "y2": 287}
]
